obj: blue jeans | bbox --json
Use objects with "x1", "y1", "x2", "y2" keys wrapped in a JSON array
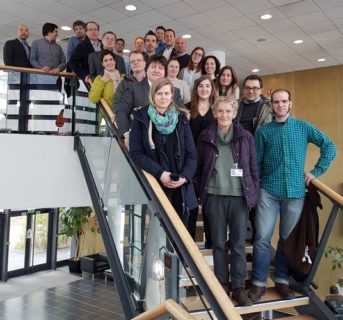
[{"x1": 252, "y1": 188, "x2": 304, "y2": 286}]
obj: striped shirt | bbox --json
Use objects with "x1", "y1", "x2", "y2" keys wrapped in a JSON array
[{"x1": 255, "y1": 116, "x2": 336, "y2": 198}]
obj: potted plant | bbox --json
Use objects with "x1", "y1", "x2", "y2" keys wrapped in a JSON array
[
  {"x1": 59, "y1": 207, "x2": 93, "y2": 273},
  {"x1": 325, "y1": 246, "x2": 343, "y2": 293}
]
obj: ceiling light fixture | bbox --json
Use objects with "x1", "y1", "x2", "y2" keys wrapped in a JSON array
[
  {"x1": 293, "y1": 39, "x2": 303, "y2": 44},
  {"x1": 182, "y1": 34, "x2": 191, "y2": 39},
  {"x1": 61, "y1": 26, "x2": 72, "y2": 31},
  {"x1": 260, "y1": 14, "x2": 272, "y2": 20},
  {"x1": 125, "y1": 4, "x2": 137, "y2": 11},
  {"x1": 317, "y1": 58, "x2": 326, "y2": 62},
  {"x1": 123, "y1": 49, "x2": 131, "y2": 53},
  {"x1": 252, "y1": 68, "x2": 260, "y2": 73}
]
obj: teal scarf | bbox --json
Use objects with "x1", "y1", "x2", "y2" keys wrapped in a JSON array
[{"x1": 147, "y1": 104, "x2": 178, "y2": 135}]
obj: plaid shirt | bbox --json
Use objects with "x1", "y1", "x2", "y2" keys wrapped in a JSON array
[{"x1": 255, "y1": 116, "x2": 336, "y2": 198}]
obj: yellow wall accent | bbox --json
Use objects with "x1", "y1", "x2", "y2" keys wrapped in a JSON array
[{"x1": 262, "y1": 65, "x2": 343, "y2": 299}]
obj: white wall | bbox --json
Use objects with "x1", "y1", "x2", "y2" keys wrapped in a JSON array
[{"x1": 0, "y1": 134, "x2": 91, "y2": 209}]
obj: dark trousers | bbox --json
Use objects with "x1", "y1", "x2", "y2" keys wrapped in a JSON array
[{"x1": 205, "y1": 194, "x2": 248, "y2": 289}]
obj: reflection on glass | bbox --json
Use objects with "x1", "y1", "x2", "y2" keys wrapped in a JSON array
[
  {"x1": 8, "y1": 216, "x2": 27, "y2": 271},
  {"x1": 32, "y1": 212, "x2": 49, "y2": 266},
  {"x1": 57, "y1": 234, "x2": 71, "y2": 261}
]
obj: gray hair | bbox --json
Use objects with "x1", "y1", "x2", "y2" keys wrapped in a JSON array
[{"x1": 213, "y1": 96, "x2": 238, "y2": 113}]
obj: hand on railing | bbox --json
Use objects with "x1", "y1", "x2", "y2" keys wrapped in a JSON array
[{"x1": 305, "y1": 172, "x2": 315, "y2": 186}]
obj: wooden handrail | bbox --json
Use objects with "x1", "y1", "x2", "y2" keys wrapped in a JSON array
[
  {"x1": 311, "y1": 178, "x2": 343, "y2": 208},
  {"x1": 144, "y1": 172, "x2": 242, "y2": 320},
  {"x1": 0, "y1": 64, "x2": 75, "y2": 77},
  {"x1": 132, "y1": 299, "x2": 197, "y2": 320}
]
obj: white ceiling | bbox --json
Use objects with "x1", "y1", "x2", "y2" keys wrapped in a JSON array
[{"x1": 1, "y1": 0, "x2": 343, "y2": 78}]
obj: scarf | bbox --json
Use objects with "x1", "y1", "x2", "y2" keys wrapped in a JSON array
[
  {"x1": 104, "y1": 69, "x2": 121, "y2": 93},
  {"x1": 147, "y1": 104, "x2": 178, "y2": 135}
]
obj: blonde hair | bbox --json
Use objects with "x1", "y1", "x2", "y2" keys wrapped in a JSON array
[
  {"x1": 149, "y1": 78, "x2": 189, "y2": 117},
  {"x1": 213, "y1": 96, "x2": 238, "y2": 113}
]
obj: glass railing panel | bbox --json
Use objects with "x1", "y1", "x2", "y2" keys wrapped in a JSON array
[{"x1": 79, "y1": 135, "x2": 112, "y2": 200}]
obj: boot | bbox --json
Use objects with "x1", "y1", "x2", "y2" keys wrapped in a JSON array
[
  {"x1": 248, "y1": 284, "x2": 266, "y2": 302},
  {"x1": 232, "y1": 288, "x2": 252, "y2": 306}
]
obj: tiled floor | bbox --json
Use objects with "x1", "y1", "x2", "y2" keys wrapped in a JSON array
[{"x1": 0, "y1": 272, "x2": 124, "y2": 320}]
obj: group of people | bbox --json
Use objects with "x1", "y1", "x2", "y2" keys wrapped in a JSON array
[{"x1": 3, "y1": 21, "x2": 336, "y2": 308}]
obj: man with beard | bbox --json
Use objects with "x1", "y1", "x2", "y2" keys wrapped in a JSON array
[{"x1": 249, "y1": 89, "x2": 336, "y2": 302}]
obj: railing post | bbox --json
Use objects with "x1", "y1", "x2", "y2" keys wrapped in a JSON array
[{"x1": 18, "y1": 72, "x2": 30, "y2": 133}]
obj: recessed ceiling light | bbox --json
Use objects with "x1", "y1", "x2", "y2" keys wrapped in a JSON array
[
  {"x1": 123, "y1": 49, "x2": 131, "y2": 53},
  {"x1": 252, "y1": 68, "x2": 260, "y2": 73},
  {"x1": 317, "y1": 58, "x2": 326, "y2": 62},
  {"x1": 293, "y1": 39, "x2": 303, "y2": 44},
  {"x1": 257, "y1": 38, "x2": 266, "y2": 42},
  {"x1": 125, "y1": 4, "x2": 136, "y2": 11},
  {"x1": 61, "y1": 26, "x2": 72, "y2": 31},
  {"x1": 182, "y1": 34, "x2": 191, "y2": 39},
  {"x1": 260, "y1": 14, "x2": 272, "y2": 20}
]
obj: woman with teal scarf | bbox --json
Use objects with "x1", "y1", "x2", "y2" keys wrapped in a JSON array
[{"x1": 130, "y1": 78, "x2": 198, "y2": 226}]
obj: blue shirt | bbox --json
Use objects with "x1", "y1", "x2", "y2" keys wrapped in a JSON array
[
  {"x1": 255, "y1": 115, "x2": 336, "y2": 198},
  {"x1": 67, "y1": 36, "x2": 83, "y2": 62}
]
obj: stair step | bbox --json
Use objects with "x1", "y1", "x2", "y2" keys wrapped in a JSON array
[
  {"x1": 179, "y1": 262, "x2": 274, "y2": 287},
  {"x1": 179, "y1": 288, "x2": 309, "y2": 315},
  {"x1": 277, "y1": 316, "x2": 314, "y2": 319},
  {"x1": 236, "y1": 288, "x2": 309, "y2": 315}
]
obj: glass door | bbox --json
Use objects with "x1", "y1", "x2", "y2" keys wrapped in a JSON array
[{"x1": 7, "y1": 210, "x2": 51, "y2": 277}]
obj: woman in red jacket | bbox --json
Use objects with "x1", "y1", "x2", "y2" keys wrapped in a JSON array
[{"x1": 194, "y1": 96, "x2": 259, "y2": 306}]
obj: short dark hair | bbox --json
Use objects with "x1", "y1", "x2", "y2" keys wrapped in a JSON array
[
  {"x1": 201, "y1": 55, "x2": 221, "y2": 77},
  {"x1": 243, "y1": 74, "x2": 263, "y2": 89},
  {"x1": 271, "y1": 89, "x2": 292, "y2": 102},
  {"x1": 129, "y1": 50, "x2": 144, "y2": 59},
  {"x1": 155, "y1": 26, "x2": 166, "y2": 32},
  {"x1": 102, "y1": 31, "x2": 116, "y2": 39},
  {"x1": 42, "y1": 23, "x2": 58, "y2": 36},
  {"x1": 144, "y1": 30, "x2": 157, "y2": 42},
  {"x1": 116, "y1": 38, "x2": 125, "y2": 46},
  {"x1": 165, "y1": 28, "x2": 175, "y2": 37},
  {"x1": 72, "y1": 20, "x2": 86, "y2": 30},
  {"x1": 145, "y1": 55, "x2": 167, "y2": 73},
  {"x1": 166, "y1": 57, "x2": 180, "y2": 76},
  {"x1": 100, "y1": 49, "x2": 117, "y2": 69},
  {"x1": 86, "y1": 21, "x2": 100, "y2": 31}
]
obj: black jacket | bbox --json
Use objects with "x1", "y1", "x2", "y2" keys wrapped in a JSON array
[
  {"x1": 3, "y1": 39, "x2": 31, "y2": 68},
  {"x1": 130, "y1": 105, "x2": 198, "y2": 210},
  {"x1": 69, "y1": 37, "x2": 96, "y2": 80}
]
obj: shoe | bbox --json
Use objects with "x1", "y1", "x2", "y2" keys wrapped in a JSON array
[
  {"x1": 275, "y1": 283, "x2": 295, "y2": 300},
  {"x1": 232, "y1": 288, "x2": 252, "y2": 306},
  {"x1": 248, "y1": 284, "x2": 266, "y2": 302}
]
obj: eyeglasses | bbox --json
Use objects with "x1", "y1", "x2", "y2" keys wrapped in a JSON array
[
  {"x1": 193, "y1": 52, "x2": 203, "y2": 57},
  {"x1": 130, "y1": 59, "x2": 144, "y2": 64},
  {"x1": 244, "y1": 86, "x2": 261, "y2": 92}
]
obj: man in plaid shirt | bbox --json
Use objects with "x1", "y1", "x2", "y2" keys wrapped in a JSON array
[{"x1": 249, "y1": 89, "x2": 336, "y2": 302}]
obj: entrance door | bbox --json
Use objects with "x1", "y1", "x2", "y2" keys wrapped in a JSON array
[{"x1": 7, "y1": 210, "x2": 51, "y2": 277}]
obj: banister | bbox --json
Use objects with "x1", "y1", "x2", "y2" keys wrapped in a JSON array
[
  {"x1": 0, "y1": 64, "x2": 75, "y2": 77},
  {"x1": 310, "y1": 178, "x2": 343, "y2": 208},
  {"x1": 144, "y1": 172, "x2": 242, "y2": 319},
  {"x1": 132, "y1": 299, "x2": 197, "y2": 320}
]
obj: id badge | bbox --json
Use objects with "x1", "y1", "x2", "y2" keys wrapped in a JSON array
[{"x1": 230, "y1": 163, "x2": 243, "y2": 177}]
